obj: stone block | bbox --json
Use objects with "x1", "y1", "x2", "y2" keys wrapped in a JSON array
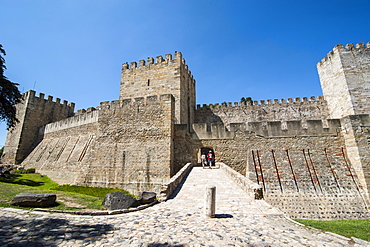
[
  {"x1": 102, "y1": 191, "x2": 139, "y2": 210},
  {"x1": 10, "y1": 193, "x2": 56, "y2": 207},
  {"x1": 137, "y1": 191, "x2": 157, "y2": 204}
]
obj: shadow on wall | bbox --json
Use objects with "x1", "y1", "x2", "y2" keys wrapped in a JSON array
[{"x1": 194, "y1": 107, "x2": 223, "y2": 128}]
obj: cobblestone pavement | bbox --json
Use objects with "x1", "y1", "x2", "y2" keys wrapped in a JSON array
[{"x1": 0, "y1": 166, "x2": 366, "y2": 246}]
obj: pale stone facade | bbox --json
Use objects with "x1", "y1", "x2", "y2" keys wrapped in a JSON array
[
  {"x1": 2, "y1": 91, "x2": 74, "y2": 164},
  {"x1": 317, "y1": 42, "x2": 370, "y2": 118},
  {"x1": 120, "y1": 52, "x2": 195, "y2": 126},
  {"x1": 2, "y1": 44, "x2": 370, "y2": 219}
]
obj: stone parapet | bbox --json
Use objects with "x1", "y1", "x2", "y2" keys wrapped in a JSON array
[
  {"x1": 191, "y1": 119, "x2": 340, "y2": 140},
  {"x1": 159, "y1": 163, "x2": 194, "y2": 202},
  {"x1": 218, "y1": 162, "x2": 263, "y2": 200},
  {"x1": 317, "y1": 42, "x2": 370, "y2": 66},
  {"x1": 317, "y1": 42, "x2": 370, "y2": 118},
  {"x1": 44, "y1": 110, "x2": 99, "y2": 134},
  {"x1": 194, "y1": 96, "x2": 329, "y2": 128},
  {"x1": 197, "y1": 96, "x2": 325, "y2": 109}
]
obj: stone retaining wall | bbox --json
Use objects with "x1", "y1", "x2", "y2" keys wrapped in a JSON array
[
  {"x1": 159, "y1": 163, "x2": 194, "y2": 201},
  {"x1": 218, "y1": 162, "x2": 263, "y2": 200}
]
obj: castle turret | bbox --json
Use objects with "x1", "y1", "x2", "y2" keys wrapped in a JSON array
[
  {"x1": 318, "y1": 43, "x2": 370, "y2": 200},
  {"x1": 317, "y1": 42, "x2": 370, "y2": 118},
  {"x1": 1, "y1": 90, "x2": 75, "y2": 164},
  {"x1": 120, "y1": 52, "x2": 196, "y2": 126}
]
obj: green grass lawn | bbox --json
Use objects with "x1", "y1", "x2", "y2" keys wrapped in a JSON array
[
  {"x1": 294, "y1": 219, "x2": 370, "y2": 242},
  {"x1": 0, "y1": 173, "x2": 133, "y2": 211}
]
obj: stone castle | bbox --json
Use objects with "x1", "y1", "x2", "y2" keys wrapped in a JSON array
[{"x1": 2, "y1": 43, "x2": 370, "y2": 220}]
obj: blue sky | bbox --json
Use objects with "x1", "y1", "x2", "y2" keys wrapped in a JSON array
[{"x1": 0, "y1": 0, "x2": 369, "y2": 145}]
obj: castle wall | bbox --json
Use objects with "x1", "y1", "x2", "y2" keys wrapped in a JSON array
[
  {"x1": 2, "y1": 90, "x2": 74, "y2": 164},
  {"x1": 23, "y1": 94, "x2": 175, "y2": 195},
  {"x1": 176, "y1": 121, "x2": 369, "y2": 219},
  {"x1": 192, "y1": 119, "x2": 340, "y2": 139},
  {"x1": 317, "y1": 42, "x2": 370, "y2": 118},
  {"x1": 174, "y1": 124, "x2": 199, "y2": 172},
  {"x1": 340, "y1": 115, "x2": 370, "y2": 198},
  {"x1": 44, "y1": 108, "x2": 98, "y2": 134},
  {"x1": 247, "y1": 147, "x2": 368, "y2": 220},
  {"x1": 317, "y1": 42, "x2": 370, "y2": 200},
  {"x1": 2, "y1": 94, "x2": 28, "y2": 164},
  {"x1": 120, "y1": 52, "x2": 196, "y2": 125},
  {"x1": 22, "y1": 122, "x2": 98, "y2": 185},
  {"x1": 194, "y1": 96, "x2": 329, "y2": 129}
]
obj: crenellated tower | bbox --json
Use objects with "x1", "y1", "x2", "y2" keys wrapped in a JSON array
[
  {"x1": 1, "y1": 90, "x2": 75, "y2": 164},
  {"x1": 317, "y1": 42, "x2": 370, "y2": 118},
  {"x1": 318, "y1": 42, "x2": 370, "y2": 200},
  {"x1": 120, "y1": 52, "x2": 196, "y2": 126}
]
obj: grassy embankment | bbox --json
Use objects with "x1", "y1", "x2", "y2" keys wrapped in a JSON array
[
  {"x1": 293, "y1": 219, "x2": 369, "y2": 242},
  {"x1": 0, "y1": 172, "x2": 133, "y2": 211}
]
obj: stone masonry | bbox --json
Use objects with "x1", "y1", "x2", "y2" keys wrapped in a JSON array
[
  {"x1": 2, "y1": 90, "x2": 74, "y2": 164},
  {"x1": 21, "y1": 94, "x2": 175, "y2": 194},
  {"x1": 2, "y1": 44, "x2": 370, "y2": 219}
]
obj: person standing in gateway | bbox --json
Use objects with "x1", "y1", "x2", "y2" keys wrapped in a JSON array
[
  {"x1": 207, "y1": 150, "x2": 213, "y2": 168},
  {"x1": 201, "y1": 153, "x2": 207, "y2": 168}
]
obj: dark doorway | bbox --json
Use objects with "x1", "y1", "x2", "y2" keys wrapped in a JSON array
[{"x1": 201, "y1": 147, "x2": 214, "y2": 156}]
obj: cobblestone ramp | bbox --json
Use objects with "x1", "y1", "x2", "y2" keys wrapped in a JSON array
[{"x1": 0, "y1": 166, "x2": 366, "y2": 246}]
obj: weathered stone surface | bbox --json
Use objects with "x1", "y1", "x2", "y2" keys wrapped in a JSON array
[
  {"x1": 102, "y1": 191, "x2": 138, "y2": 210},
  {"x1": 1, "y1": 90, "x2": 74, "y2": 165},
  {"x1": 137, "y1": 191, "x2": 156, "y2": 204},
  {"x1": 10, "y1": 193, "x2": 56, "y2": 207}
]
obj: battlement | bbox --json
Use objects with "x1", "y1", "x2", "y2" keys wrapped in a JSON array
[
  {"x1": 120, "y1": 51, "x2": 196, "y2": 125},
  {"x1": 191, "y1": 119, "x2": 340, "y2": 140},
  {"x1": 122, "y1": 52, "x2": 182, "y2": 69},
  {"x1": 44, "y1": 94, "x2": 175, "y2": 135},
  {"x1": 74, "y1": 107, "x2": 97, "y2": 116},
  {"x1": 25, "y1": 90, "x2": 75, "y2": 108},
  {"x1": 318, "y1": 42, "x2": 370, "y2": 65},
  {"x1": 122, "y1": 51, "x2": 189, "y2": 70},
  {"x1": 99, "y1": 94, "x2": 174, "y2": 110},
  {"x1": 121, "y1": 52, "x2": 194, "y2": 82},
  {"x1": 44, "y1": 110, "x2": 99, "y2": 134},
  {"x1": 317, "y1": 41, "x2": 370, "y2": 119},
  {"x1": 196, "y1": 96, "x2": 325, "y2": 109}
]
